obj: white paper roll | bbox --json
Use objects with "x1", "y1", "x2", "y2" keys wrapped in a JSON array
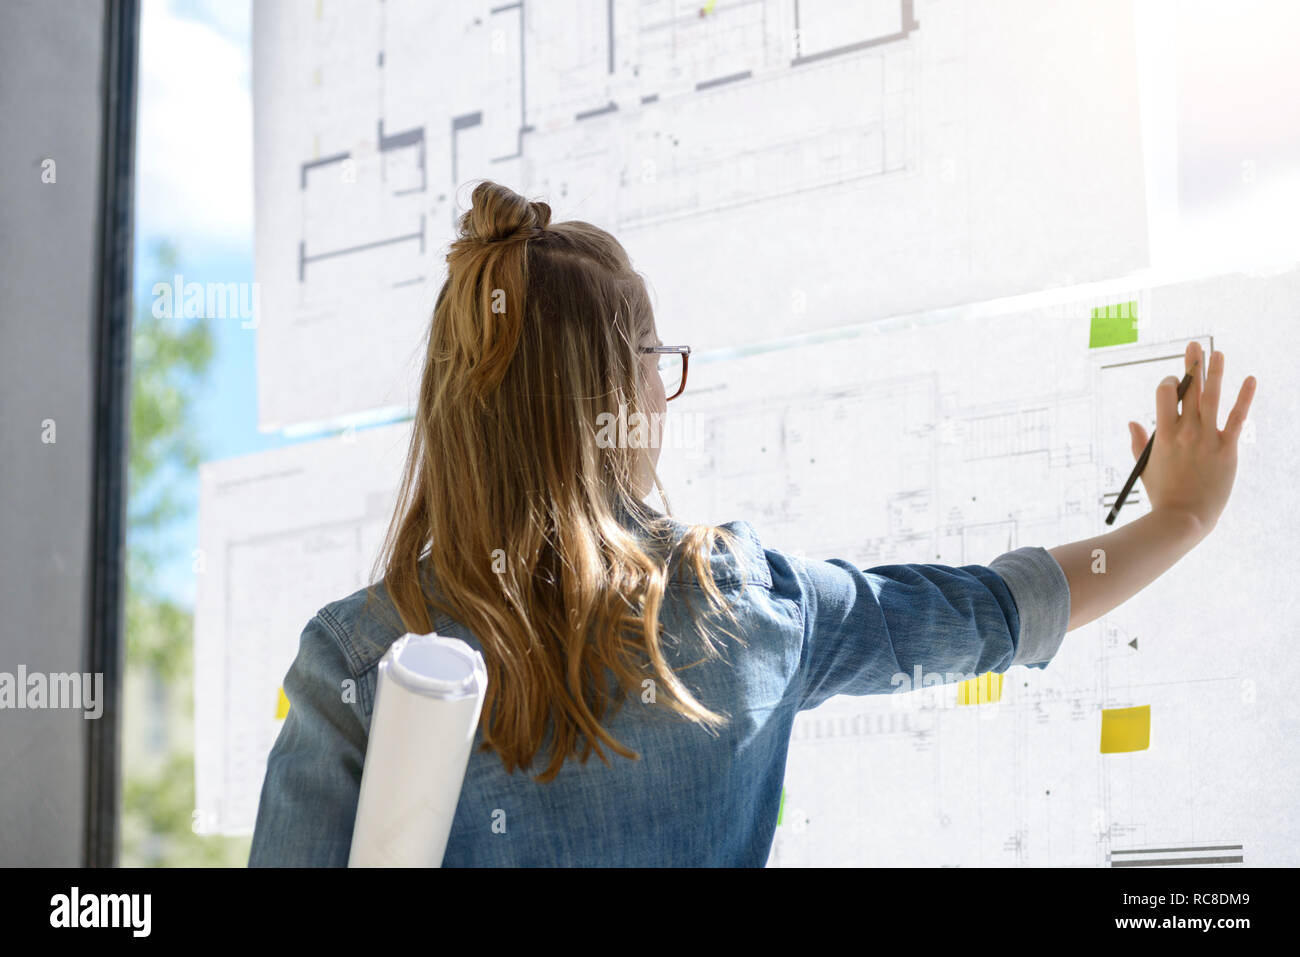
[{"x1": 347, "y1": 633, "x2": 487, "y2": 867}]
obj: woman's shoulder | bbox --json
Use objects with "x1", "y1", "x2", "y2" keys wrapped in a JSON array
[
  {"x1": 309, "y1": 577, "x2": 421, "y2": 678},
  {"x1": 632, "y1": 511, "x2": 775, "y2": 593}
]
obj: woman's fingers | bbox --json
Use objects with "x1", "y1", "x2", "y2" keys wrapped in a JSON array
[
  {"x1": 1222, "y1": 374, "x2": 1258, "y2": 443},
  {"x1": 1181, "y1": 341, "x2": 1203, "y2": 427},
  {"x1": 1129, "y1": 420, "x2": 1149, "y2": 460},
  {"x1": 1201, "y1": 348, "x2": 1225, "y2": 429},
  {"x1": 1155, "y1": 375, "x2": 1180, "y2": 435}
]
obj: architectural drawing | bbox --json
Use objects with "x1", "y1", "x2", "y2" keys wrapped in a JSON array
[
  {"x1": 198, "y1": 266, "x2": 1293, "y2": 864},
  {"x1": 252, "y1": 0, "x2": 1148, "y2": 430}
]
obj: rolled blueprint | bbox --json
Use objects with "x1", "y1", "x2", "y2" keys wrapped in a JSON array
[{"x1": 348, "y1": 633, "x2": 487, "y2": 867}]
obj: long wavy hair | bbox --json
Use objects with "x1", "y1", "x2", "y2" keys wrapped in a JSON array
[{"x1": 371, "y1": 180, "x2": 739, "y2": 782}]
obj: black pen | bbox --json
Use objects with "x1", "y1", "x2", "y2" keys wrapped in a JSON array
[{"x1": 1105, "y1": 360, "x2": 1199, "y2": 525}]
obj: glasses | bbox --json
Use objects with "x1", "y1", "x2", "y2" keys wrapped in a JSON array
[{"x1": 639, "y1": 345, "x2": 690, "y2": 401}]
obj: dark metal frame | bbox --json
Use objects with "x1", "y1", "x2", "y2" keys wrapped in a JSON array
[{"x1": 86, "y1": 0, "x2": 141, "y2": 868}]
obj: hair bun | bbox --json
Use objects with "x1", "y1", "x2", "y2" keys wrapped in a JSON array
[{"x1": 458, "y1": 181, "x2": 551, "y2": 244}]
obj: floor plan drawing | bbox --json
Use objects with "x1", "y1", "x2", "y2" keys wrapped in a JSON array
[
  {"x1": 252, "y1": 0, "x2": 1149, "y2": 430},
  {"x1": 198, "y1": 265, "x2": 1294, "y2": 863}
]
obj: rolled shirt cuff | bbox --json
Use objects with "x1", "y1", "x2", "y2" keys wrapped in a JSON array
[{"x1": 989, "y1": 546, "x2": 1071, "y2": 668}]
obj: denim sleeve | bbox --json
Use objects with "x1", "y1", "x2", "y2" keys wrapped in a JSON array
[
  {"x1": 988, "y1": 546, "x2": 1071, "y2": 668},
  {"x1": 768, "y1": 545, "x2": 1069, "y2": 713},
  {"x1": 248, "y1": 613, "x2": 367, "y2": 867}
]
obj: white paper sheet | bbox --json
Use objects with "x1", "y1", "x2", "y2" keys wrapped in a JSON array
[
  {"x1": 193, "y1": 423, "x2": 412, "y2": 835},
  {"x1": 251, "y1": 0, "x2": 1150, "y2": 431}
]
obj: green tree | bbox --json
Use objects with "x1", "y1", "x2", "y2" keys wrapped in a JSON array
[{"x1": 120, "y1": 239, "x2": 250, "y2": 866}]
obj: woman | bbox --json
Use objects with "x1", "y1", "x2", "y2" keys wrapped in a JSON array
[{"x1": 249, "y1": 180, "x2": 1255, "y2": 866}]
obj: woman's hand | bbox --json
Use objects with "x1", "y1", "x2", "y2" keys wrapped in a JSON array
[
  {"x1": 1049, "y1": 342, "x2": 1257, "y2": 632},
  {"x1": 1127, "y1": 340, "x2": 1257, "y2": 536}
]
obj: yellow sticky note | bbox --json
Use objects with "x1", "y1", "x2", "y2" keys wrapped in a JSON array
[
  {"x1": 957, "y1": 672, "x2": 1003, "y2": 705},
  {"x1": 1100, "y1": 705, "x2": 1150, "y2": 753},
  {"x1": 275, "y1": 686, "x2": 291, "y2": 720}
]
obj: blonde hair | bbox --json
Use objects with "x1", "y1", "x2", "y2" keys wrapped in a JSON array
[{"x1": 372, "y1": 181, "x2": 739, "y2": 782}]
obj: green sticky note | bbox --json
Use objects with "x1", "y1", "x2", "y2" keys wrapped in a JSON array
[
  {"x1": 1089, "y1": 301, "x2": 1139, "y2": 348},
  {"x1": 777, "y1": 788, "x2": 785, "y2": 826}
]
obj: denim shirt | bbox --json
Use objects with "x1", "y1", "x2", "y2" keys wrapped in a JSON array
[{"x1": 248, "y1": 518, "x2": 1070, "y2": 867}]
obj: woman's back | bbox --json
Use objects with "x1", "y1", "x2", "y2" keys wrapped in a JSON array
[{"x1": 249, "y1": 513, "x2": 1068, "y2": 866}]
